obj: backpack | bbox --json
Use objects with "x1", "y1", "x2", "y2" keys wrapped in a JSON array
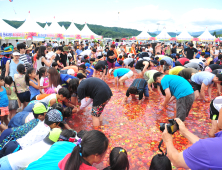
[{"x1": 1, "y1": 58, "x2": 11, "y2": 79}]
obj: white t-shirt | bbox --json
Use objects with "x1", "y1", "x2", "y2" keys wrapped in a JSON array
[
  {"x1": 17, "y1": 121, "x2": 50, "y2": 149},
  {"x1": 213, "y1": 96, "x2": 222, "y2": 112},
  {"x1": 190, "y1": 59, "x2": 204, "y2": 64},
  {"x1": 39, "y1": 93, "x2": 57, "y2": 106},
  {"x1": 79, "y1": 50, "x2": 92, "y2": 59},
  {"x1": 146, "y1": 47, "x2": 153, "y2": 57},
  {"x1": 97, "y1": 46, "x2": 103, "y2": 57},
  {"x1": 46, "y1": 51, "x2": 55, "y2": 60},
  {"x1": 40, "y1": 77, "x2": 45, "y2": 93},
  {"x1": 8, "y1": 140, "x2": 52, "y2": 170}
]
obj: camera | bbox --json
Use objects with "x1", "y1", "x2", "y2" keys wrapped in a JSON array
[{"x1": 159, "y1": 119, "x2": 179, "y2": 134}]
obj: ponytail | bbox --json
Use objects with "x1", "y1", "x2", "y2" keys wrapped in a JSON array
[
  {"x1": 25, "y1": 68, "x2": 35, "y2": 86},
  {"x1": 17, "y1": 64, "x2": 25, "y2": 75},
  {"x1": 110, "y1": 147, "x2": 129, "y2": 170},
  {"x1": 65, "y1": 130, "x2": 108, "y2": 170},
  {"x1": 38, "y1": 67, "x2": 47, "y2": 79}
]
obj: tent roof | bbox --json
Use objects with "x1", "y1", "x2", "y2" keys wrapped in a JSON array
[
  {"x1": 0, "y1": 19, "x2": 17, "y2": 32},
  {"x1": 61, "y1": 25, "x2": 66, "y2": 34},
  {"x1": 156, "y1": 28, "x2": 171, "y2": 39},
  {"x1": 44, "y1": 23, "x2": 49, "y2": 29},
  {"x1": 176, "y1": 28, "x2": 193, "y2": 40},
  {"x1": 80, "y1": 23, "x2": 98, "y2": 36},
  {"x1": 136, "y1": 29, "x2": 151, "y2": 40},
  {"x1": 66, "y1": 22, "x2": 81, "y2": 35},
  {"x1": 46, "y1": 17, "x2": 64, "y2": 34},
  {"x1": 198, "y1": 28, "x2": 215, "y2": 40},
  {"x1": 17, "y1": 13, "x2": 43, "y2": 33}
]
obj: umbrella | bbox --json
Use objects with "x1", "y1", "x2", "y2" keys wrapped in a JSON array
[
  {"x1": 130, "y1": 37, "x2": 136, "y2": 40},
  {"x1": 192, "y1": 38, "x2": 200, "y2": 41},
  {"x1": 215, "y1": 38, "x2": 221, "y2": 42},
  {"x1": 121, "y1": 38, "x2": 127, "y2": 40},
  {"x1": 148, "y1": 37, "x2": 157, "y2": 40},
  {"x1": 169, "y1": 37, "x2": 177, "y2": 41}
]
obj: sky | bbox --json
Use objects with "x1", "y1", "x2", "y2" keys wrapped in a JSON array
[{"x1": 0, "y1": 0, "x2": 222, "y2": 33}]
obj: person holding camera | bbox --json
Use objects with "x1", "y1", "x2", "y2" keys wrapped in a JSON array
[
  {"x1": 153, "y1": 72, "x2": 194, "y2": 121},
  {"x1": 162, "y1": 118, "x2": 222, "y2": 169}
]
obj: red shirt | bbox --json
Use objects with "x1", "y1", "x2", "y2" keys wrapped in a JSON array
[
  {"x1": 177, "y1": 58, "x2": 190, "y2": 65},
  {"x1": 58, "y1": 153, "x2": 97, "y2": 170}
]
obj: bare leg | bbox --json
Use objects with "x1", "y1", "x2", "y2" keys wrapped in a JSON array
[
  {"x1": 0, "y1": 124, "x2": 7, "y2": 132},
  {"x1": 3, "y1": 115, "x2": 9, "y2": 126},
  {"x1": 194, "y1": 91, "x2": 200, "y2": 100},
  {"x1": 208, "y1": 120, "x2": 218, "y2": 137},
  {"x1": 9, "y1": 110, "x2": 16, "y2": 120},
  {"x1": 92, "y1": 115, "x2": 100, "y2": 127}
]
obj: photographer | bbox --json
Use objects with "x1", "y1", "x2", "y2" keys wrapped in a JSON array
[{"x1": 162, "y1": 118, "x2": 222, "y2": 169}]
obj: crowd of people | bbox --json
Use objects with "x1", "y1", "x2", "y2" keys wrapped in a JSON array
[{"x1": 0, "y1": 39, "x2": 221, "y2": 169}]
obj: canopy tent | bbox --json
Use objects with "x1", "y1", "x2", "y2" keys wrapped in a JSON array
[
  {"x1": 176, "y1": 28, "x2": 193, "y2": 41},
  {"x1": 0, "y1": 19, "x2": 17, "y2": 39},
  {"x1": 65, "y1": 22, "x2": 81, "y2": 39},
  {"x1": 198, "y1": 28, "x2": 215, "y2": 41},
  {"x1": 46, "y1": 17, "x2": 64, "y2": 34},
  {"x1": 136, "y1": 29, "x2": 151, "y2": 40},
  {"x1": 44, "y1": 23, "x2": 49, "y2": 30},
  {"x1": 80, "y1": 23, "x2": 102, "y2": 39},
  {"x1": 156, "y1": 28, "x2": 171, "y2": 40}
]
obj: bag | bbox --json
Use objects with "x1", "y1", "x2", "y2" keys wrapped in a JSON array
[{"x1": 1, "y1": 59, "x2": 11, "y2": 79}]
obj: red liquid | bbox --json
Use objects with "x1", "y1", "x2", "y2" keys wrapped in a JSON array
[{"x1": 68, "y1": 69, "x2": 214, "y2": 170}]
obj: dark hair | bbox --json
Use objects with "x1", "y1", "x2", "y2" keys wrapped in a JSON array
[
  {"x1": 17, "y1": 43, "x2": 26, "y2": 51},
  {"x1": 65, "y1": 130, "x2": 109, "y2": 170},
  {"x1": 218, "y1": 55, "x2": 222, "y2": 60},
  {"x1": 216, "y1": 74, "x2": 222, "y2": 81},
  {"x1": 79, "y1": 64, "x2": 86, "y2": 69},
  {"x1": 81, "y1": 59, "x2": 85, "y2": 63},
  {"x1": 60, "y1": 129, "x2": 76, "y2": 140},
  {"x1": 4, "y1": 76, "x2": 13, "y2": 86},
  {"x1": 176, "y1": 53, "x2": 179, "y2": 57},
  {"x1": 84, "y1": 55, "x2": 88, "y2": 59},
  {"x1": 111, "y1": 44, "x2": 115, "y2": 48},
  {"x1": 201, "y1": 52, "x2": 205, "y2": 56},
  {"x1": 77, "y1": 130, "x2": 87, "y2": 138},
  {"x1": 25, "y1": 68, "x2": 35, "y2": 86},
  {"x1": 57, "y1": 46, "x2": 63, "y2": 52},
  {"x1": 184, "y1": 61, "x2": 189, "y2": 65},
  {"x1": 52, "y1": 62, "x2": 58, "y2": 67},
  {"x1": 160, "y1": 60, "x2": 165, "y2": 65},
  {"x1": 34, "y1": 47, "x2": 39, "y2": 53},
  {"x1": 68, "y1": 78, "x2": 79, "y2": 94},
  {"x1": 119, "y1": 55, "x2": 122, "y2": 59},
  {"x1": 150, "y1": 154, "x2": 172, "y2": 170},
  {"x1": 164, "y1": 66, "x2": 170, "y2": 72},
  {"x1": 128, "y1": 86, "x2": 138, "y2": 94},
  {"x1": 189, "y1": 43, "x2": 194, "y2": 47},
  {"x1": 47, "y1": 67, "x2": 60, "y2": 87},
  {"x1": 37, "y1": 46, "x2": 46, "y2": 60},
  {"x1": 216, "y1": 61, "x2": 221, "y2": 64},
  {"x1": 92, "y1": 48, "x2": 96, "y2": 53},
  {"x1": 155, "y1": 57, "x2": 159, "y2": 61},
  {"x1": 90, "y1": 58, "x2": 95, "y2": 62},
  {"x1": 204, "y1": 54, "x2": 210, "y2": 59},
  {"x1": 153, "y1": 72, "x2": 163, "y2": 82},
  {"x1": 34, "y1": 113, "x2": 45, "y2": 119},
  {"x1": 109, "y1": 147, "x2": 129, "y2": 170},
  {"x1": 58, "y1": 88, "x2": 70, "y2": 99},
  {"x1": 38, "y1": 67, "x2": 47, "y2": 79},
  {"x1": 63, "y1": 107, "x2": 72, "y2": 118},
  {"x1": 44, "y1": 113, "x2": 60, "y2": 126},
  {"x1": 51, "y1": 103, "x2": 63, "y2": 114},
  {"x1": 118, "y1": 60, "x2": 123, "y2": 65}
]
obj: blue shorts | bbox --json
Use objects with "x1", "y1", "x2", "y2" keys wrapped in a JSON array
[
  {"x1": 144, "y1": 84, "x2": 149, "y2": 97},
  {"x1": 0, "y1": 128, "x2": 12, "y2": 144},
  {"x1": 0, "y1": 156, "x2": 12, "y2": 170},
  {"x1": 17, "y1": 91, "x2": 30, "y2": 103},
  {"x1": 8, "y1": 111, "x2": 30, "y2": 128}
]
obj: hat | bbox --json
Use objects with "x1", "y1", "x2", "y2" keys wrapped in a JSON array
[
  {"x1": 67, "y1": 69, "x2": 75, "y2": 75},
  {"x1": 63, "y1": 46, "x2": 69, "y2": 52},
  {"x1": 12, "y1": 51, "x2": 21, "y2": 56},
  {"x1": 85, "y1": 63, "x2": 90, "y2": 68},
  {"x1": 77, "y1": 73, "x2": 86, "y2": 79},
  {"x1": 109, "y1": 68, "x2": 114, "y2": 75},
  {"x1": 44, "y1": 128, "x2": 62, "y2": 144},
  {"x1": 151, "y1": 60, "x2": 159, "y2": 66},
  {"x1": 46, "y1": 109, "x2": 63, "y2": 122},
  {"x1": 142, "y1": 47, "x2": 145, "y2": 49},
  {"x1": 33, "y1": 103, "x2": 47, "y2": 114},
  {"x1": 122, "y1": 42, "x2": 126, "y2": 45},
  {"x1": 0, "y1": 48, "x2": 13, "y2": 55}
]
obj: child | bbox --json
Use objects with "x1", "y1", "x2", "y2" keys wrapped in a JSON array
[
  {"x1": 46, "y1": 46, "x2": 55, "y2": 63},
  {"x1": 52, "y1": 62, "x2": 59, "y2": 70},
  {"x1": 103, "y1": 147, "x2": 129, "y2": 170},
  {"x1": 14, "y1": 64, "x2": 30, "y2": 110},
  {"x1": 5, "y1": 76, "x2": 19, "y2": 119},
  {"x1": 150, "y1": 153, "x2": 172, "y2": 170},
  {"x1": 25, "y1": 67, "x2": 41, "y2": 100},
  {"x1": 58, "y1": 130, "x2": 109, "y2": 170},
  {"x1": 0, "y1": 76, "x2": 9, "y2": 125},
  {"x1": 39, "y1": 67, "x2": 49, "y2": 93},
  {"x1": 78, "y1": 64, "x2": 87, "y2": 78}
]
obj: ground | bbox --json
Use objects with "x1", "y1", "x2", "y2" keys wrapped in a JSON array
[{"x1": 67, "y1": 69, "x2": 214, "y2": 170}]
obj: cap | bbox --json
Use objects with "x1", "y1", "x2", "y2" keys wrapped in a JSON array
[
  {"x1": 142, "y1": 47, "x2": 145, "y2": 49},
  {"x1": 63, "y1": 46, "x2": 69, "y2": 52},
  {"x1": 109, "y1": 68, "x2": 114, "y2": 75},
  {"x1": 13, "y1": 51, "x2": 21, "y2": 56},
  {"x1": 48, "y1": 128, "x2": 62, "y2": 142},
  {"x1": 67, "y1": 69, "x2": 75, "y2": 75},
  {"x1": 46, "y1": 109, "x2": 63, "y2": 122},
  {"x1": 33, "y1": 103, "x2": 47, "y2": 114},
  {"x1": 85, "y1": 63, "x2": 90, "y2": 68},
  {"x1": 77, "y1": 73, "x2": 86, "y2": 79}
]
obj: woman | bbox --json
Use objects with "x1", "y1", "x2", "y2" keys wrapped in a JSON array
[
  {"x1": 165, "y1": 45, "x2": 171, "y2": 55},
  {"x1": 33, "y1": 47, "x2": 39, "y2": 70},
  {"x1": 136, "y1": 45, "x2": 142, "y2": 54},
  {"x1": 5, "y1": 51, "x2": 24, "y2": 80},
  {"x1": 205, "y1": 47, "x2": 210, "y2": 56},
  {"x1": 36, "y1": 46, "x2": 54, "y2": 71},
  {"x1": 75, "y1": 77, "x2": 112, "y2": 127}
]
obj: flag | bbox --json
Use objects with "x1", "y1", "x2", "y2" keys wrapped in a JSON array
[
  {"x1": 9, "y1": 0, "x2": 13, "y2": 2},
  {"x1": 29, "y1": 11, "x2": 30, "y2": 13}
]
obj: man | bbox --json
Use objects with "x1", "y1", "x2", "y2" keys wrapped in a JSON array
[
  {"x1": 164, "y1": 66, "x2": 185, "y2": 75},
  {"x1": 68, "y1": 42, "x2": 74, "y2": 50},
  {"x1": 53, "y1": 41, "x2": 58, "y2": 47},
  {"x1": 79, "y1": 48, "x2": 97, "y2": 59},
  {"x1": 123, "y1": 54, "x2": 136, "y2": 68},
  {"x1": 183, "y1": 43, "x2": 198, "y2": 59},
  {"x1": 190, "y1": 71, "x2": 222, "y2": 101},
  {"x1": 122, "y1": 42, "x2": 128, "y2": 53},
  {"x1": 171, "y1": 44, "x2": 177, "y2": 59},
  {"x1": 107, "y1": 44, "x2": 117, "y2": 73},
  {"x1": 55, "y1": 46, "x2": 64, "y2": 68},
  {"x1": 175, "y1": 57, "x2": 190, "y2": 66},
  {"x1": 138, "y1": 47, "x2": 150, "y2": 61},
  {"x1": 146, "y1": 44, "x2": 153, "y2": 57},
  {"x1": 162, "y1": 118, "x2": 222, "y2": 169},
  {"x1": 159, "y1": 56, "x2": 173, "y2": 72},
  {"x1": 85, "y1": 43, "x2": 89, "y2": 50},
  {"x1": 155, "y1": 42, "x2": 162, "y2": 55},
  {"x1": 96, "y1": 42, "x2": 103, "y2": 58},
  {"x1": 90, "y1": 41, "x2": 94, "y2": 48},
  {"x1": 75, "y1": 45, "x2": 83, "y2": 56},
  {"x1": 154, "y1": 72, "x2": 194, "y2": 121},
  {"x1": 144, "y1": 70, "x2": 158, "y2": 92},
  {"x1": 60, "y1": 46, "x2": 68, "y2": 67},
  {"x1": 17, "y1": 43, "x2": 31, "y2": 68},
  {"x1": 184, "y1": 62, "x2": 202, "y2": 71},
  {"x1": 109, "y1": 68, "x2": 133, "y2": 85},
  {"x1": 178, "y1": 68, "x2": 198, "y2": 80},
  {"x1": 123, "y1": 78, "x2": 149, "y2": 105}
]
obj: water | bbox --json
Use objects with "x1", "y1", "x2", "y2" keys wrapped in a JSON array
[{"x1": 67, "y1": 69, "x2": 214, "y2": 170}]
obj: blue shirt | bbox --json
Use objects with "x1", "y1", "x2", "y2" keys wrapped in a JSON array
[
  {"x1": 26, "y1": 141, "x2": 76, "y2": 170},
  {"x1": 60, "y1": 74, "x2": 77, "y2": 88},
  {"x1": 161, "y1": 75, "x2": 194, "y2": 100},
  {"x1": 191, "y1": 72, "x2": 215, "y2": 86},
  {"x1": 29, "y1": 80, "x2": 40, "y2": 100},
  {"x1": 76, "y1": 49, "x2": 82, "y2": 56},
  {"x1": 90, "y1": 43, "x2": 94, "y2": 47},
  {"x1": 160, "y1": 56, "x2": 173, "y2": 66},
  {"x1": 113, "y1": 68, "x2": 130, "y2": 78},
  {"x1": 0, "y1": 87, "x2": 9, "y2": 107},
  {"x1": 9, "y1": 60, "x2": 24, "y2": 81}
]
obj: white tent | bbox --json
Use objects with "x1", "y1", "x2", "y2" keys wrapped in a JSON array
[
  {"x1": 0, "y1": 19, "x2": 17, "y2": 33},
  {"x1": 176, "y1": 28, "x2": 193, "y2": 40},
  {"x1": 198, "y1": 28, "x2": 215, "y2": 41},
  {"x1": 65, "y1": 22, "x2": 81, "y2": 36},
  {"x1": 136, "y1": 29, "x2": 151, "y2": 40},
  {"x1": 46, "y1": 17, "x2": 64, "y2": 34},
  {"x1": 156, "y1": 27, "x2": 171, "y2": 40},
  {"x1": 17, "y1": 13, "x2": 43, "y2": 33},
  {"x1": 44, "y1": 23, "x2": 49, "y2": 30},
  {"x1": 80, "y1": 23, "x2": 100, "y2": 39},
  {"x1": 61, "y1": 25, "x2": 66, "y2": 34}
]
